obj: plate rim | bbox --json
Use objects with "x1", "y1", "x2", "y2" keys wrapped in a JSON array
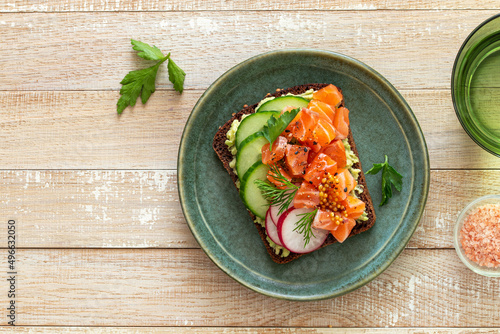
[{"x1": 178, "y1": 48, "x2": 430, "y2": 300}]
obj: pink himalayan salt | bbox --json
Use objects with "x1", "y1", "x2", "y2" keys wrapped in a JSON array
[{"x1": 460, "y1": 204, "x2": 500, "y2": 268}]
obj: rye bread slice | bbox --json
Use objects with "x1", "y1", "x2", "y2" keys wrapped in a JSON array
[{"x1": 213, "y1": 84, "x2": 376, "y2": 264}]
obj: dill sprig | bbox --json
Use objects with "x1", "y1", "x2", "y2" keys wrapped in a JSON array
[
  {"x1": 293, "y1": 209, "x2": 318, "y2": 247},
  {"x1": 254, "y1": 164, "x2": 299, "y2": 214}
]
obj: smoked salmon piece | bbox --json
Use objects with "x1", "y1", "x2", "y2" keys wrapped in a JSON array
[
  {"x1": 285, "y1": 144, "x2": 309, "y2": 177},
  {"x1": 307, "y1": 100, "x2": 335, "y2": 123},
  {"x1": 333, "y1": 107, "x2": 350, "y2": 140},
  {"x1": 319, "y1": 140, "x2": 347, "y2": 169},
  {"x1": 293, "y1": 182, "x2": 320, "y2": 209},
  {"x1": 331, "y1": 218, "x2": 356, "y2": 243},
  {"x1": 261, "y1": 136, "x2": 287, "y2": 165},
  {"x1": 342, "y1": 195, "x2": 366, "y2": 220},
  {"x1": 312, "y1": 84, "x2": 344, "y2": 108},
  {"x1": 310, "y1": 118, "x2": 336, "y2": 148},
  {"x1": 312, "y1": 210, "x2": 341, "y2": 232},
  {"x1": 334, "y1": 168, "x2": 357, "y2": 201},
  {"x1": 304, "y1": 153, "x2": 338, "y2": 187}
]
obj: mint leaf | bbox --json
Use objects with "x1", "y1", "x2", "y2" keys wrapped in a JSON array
[
  {"x1": 366, "y1": 155, "x2": 403, "y2": 206},
  {"x1": 167, "y1": 58, "x2": 186, "y2": 93},
  {"x1": 262, "y1": 108, "x2": 300, "y2": 146},
  {"x1": 131, "y1": 39, "x2": 165, "y2": 61}
]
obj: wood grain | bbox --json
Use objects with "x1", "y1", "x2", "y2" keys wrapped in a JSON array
[
  {"x1": 1, "y1": 90, "x2": 500, "y2": 170},
  {"x1": 1, "y1": 0, "x2": 500, "y2": 12},
  {"x1": 1, "y1": 248, "x2": 498, "y2": 327},
  {"x1": 0, "y1": 91, "x2": 193, "y2": 170},
  {"x1": 1, "y1": 170, "x2": 196, "y2": 248},
  {"x1": 2, "y1": 328, "x2": 499, "y2": 333},
  {"x1": 2, "y1": 169, "x2": 499, "y2": 249},
  {"x1": 0, "y1": 11, "x2": 494, "y2": 91}
]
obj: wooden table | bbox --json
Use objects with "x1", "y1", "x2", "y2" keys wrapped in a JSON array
[{"x1": 1, "y1": 0, "x2": 500, "y2": 332}]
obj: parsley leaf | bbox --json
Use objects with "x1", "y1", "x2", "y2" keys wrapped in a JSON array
[
  {"x1": 131, "y1": 39, "x2": 165, "y2": 61},
  {"x1": 117, "y1": 60, "x2": 165, "y2": 114},
  {"x1": 117, "y1": 39, "x2": 186, "y2": 114},
  {"x1": 262, "y1": 108, "x2": 300, "y2": 146},
  {"x1": 366, "y1": 155, "x2": 403, "y2": 206},
  {"x1": 167, "y1": 58, "x2": 186, "y2": 93}
]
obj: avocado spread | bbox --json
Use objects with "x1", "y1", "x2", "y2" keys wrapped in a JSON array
[{"x1": 225, "y1": 91, "x2": 367, "y2": 256}]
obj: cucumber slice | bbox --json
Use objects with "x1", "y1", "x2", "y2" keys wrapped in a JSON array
[
  {"x1": 240, "y1": 161, "x2": 270, "y2": 219},
  {"x1": 236, "y1": 133, "x2": 269, "y2": 178},
  {"x1": 257, "y1": 96, "x2": 309, "y2": 112},
  {"x1": 235, "y1": 111, "x2": 279, "y2": 148}
]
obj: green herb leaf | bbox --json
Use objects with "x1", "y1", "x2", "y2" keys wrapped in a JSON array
[
  {"x1": 255, "y1": 165, "x2": 299, "y2": 214},
  {"x1": 117, "y1": 39, "x2": 186, "y2": 114},
  {"x1": 117, "y1": 60, "x2": 165, "y2": 114},
  {"x1": 293, "y1": 209, "x2": 318, "y2": 247},
  {"x1": 167, "y1": 58, "x2": 186, "y2": 93},
  {"x1": 386, "y1": 165, "x2": 403, "y2": 191},
  {"x1": 262, "y1": 108, "x2": 300, "y2": 146},
  {"x1": 366, "y1": 155, "x2": 403, "y2": 206},
  {"x1": 131, "y1": 39, "x2": 165, "y2": 61},
  {"x1": 365, "y1": 163, "x2": 384, "y2": 176}
]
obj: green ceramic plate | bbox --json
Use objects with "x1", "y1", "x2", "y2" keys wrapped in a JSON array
[{"x1": 178, "y1": 49, "x2": 429, "y2": 300}]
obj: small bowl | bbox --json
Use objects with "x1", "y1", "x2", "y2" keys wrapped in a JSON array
[
  {"x1": 451, "y1": 14, "x2": 500, "y2": 157},
  {"x1": 453, "y1": 194, "x2": 500, "y2": 277}
]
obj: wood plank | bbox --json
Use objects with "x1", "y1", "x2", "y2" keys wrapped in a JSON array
[
  {"x1": 403, "y1": 90, "x2": 500, "y2": 170},
  {"x1": 410, "y1": 170, "x2": 500, "y2": 248},
  {"x1": 1, "y1": 248, "x2": 498, "y2": 326},
  {"x1": 0, "y1": 91, "x2": 192, "y2": 170},
  {"x1": 0, "y1": 11, "x2": 494, "y2": 91},
  {"x1": 1, "y1": 90, "x2": 499, "y2": 170},
  {"x1": 1, "y1": 169, "x2": 498, "y2": 249},
  {"x1": 1, "y1": 170, "x2": 197, "y2": 248},
  {"x1": 1, "y1": 0, "x2": 499, "y2": 12},
  {"x1": 2, "y1": 328, "x2": 499, "y2": 334}
]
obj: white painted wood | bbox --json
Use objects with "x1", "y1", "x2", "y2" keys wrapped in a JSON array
[
  {"x1": 0, "y1": 249, "x2": 497, "y2": 327},
  {"x1": 0, "y1": 170, "x2": 196, "y2": 248},
  {"x1": 0, "y1": 11, "x2": 494, "y2": 91},
  {"x1": 1, "y1": 0, "x2": 500, "y2": 12},
  {"x1": 1, "y1": 328, "x2": 499, "y2": 333}
]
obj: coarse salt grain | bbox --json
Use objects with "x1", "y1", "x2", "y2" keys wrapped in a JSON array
[{"x1": 460, "y1": 204, "x2": 500, "y2": 268}]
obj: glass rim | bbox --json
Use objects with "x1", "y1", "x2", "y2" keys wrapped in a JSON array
[{"x1": 451, "y1": 13, "x2": 500, "y2": 158}]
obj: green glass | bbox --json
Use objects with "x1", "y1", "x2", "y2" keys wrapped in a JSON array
[{"x1": 452, "y1": 14, "x2": 500, "y2": 157}]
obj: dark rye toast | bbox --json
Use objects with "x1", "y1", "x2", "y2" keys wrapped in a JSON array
[{"x1": 213, "y1": 83, "x2": 376, "y2": 264}]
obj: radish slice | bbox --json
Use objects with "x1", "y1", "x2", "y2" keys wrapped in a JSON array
[
  {"x1": 265, "y1": 210, "x2": 283, "y2": 246},
  {"x1": 269, "y1": 204, "x2": 280, "y2": 226},
  {"x1": 278, "y1": 208, "x2": 329, "y2": 254},
  {"x1": 269, "y1": 202, "x2": 294, "y2": 226},
  {"x1": 276, "y1": 207, "x2": 295, "y2": 252}
]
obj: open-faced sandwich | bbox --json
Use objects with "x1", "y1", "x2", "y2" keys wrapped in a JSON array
[{"x1": 213, "y1": 83, "x2": 376, "y2": 264}]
